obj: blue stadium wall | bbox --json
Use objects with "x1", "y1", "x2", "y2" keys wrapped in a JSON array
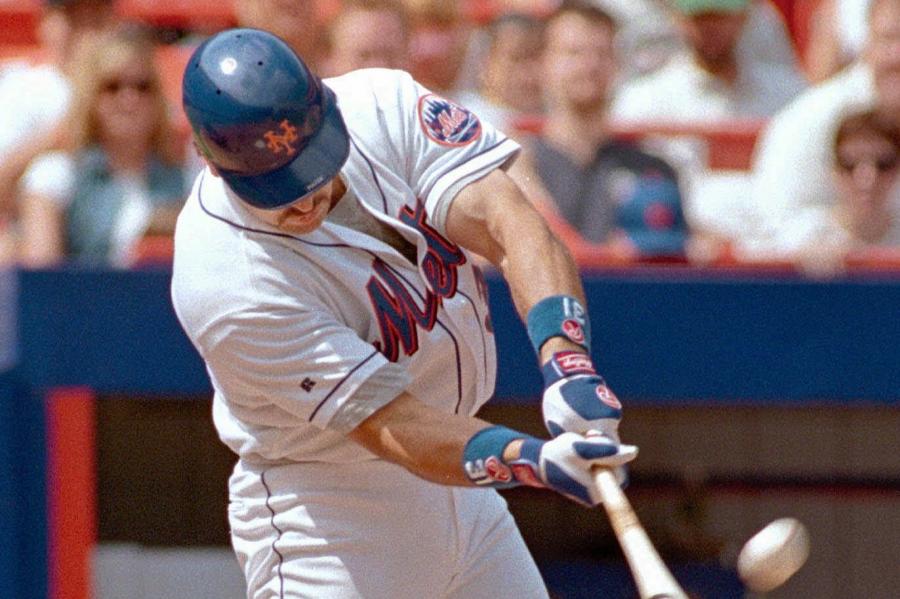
[{"x1": 2, "y1": 266, "x2": 900, "y2": 597}]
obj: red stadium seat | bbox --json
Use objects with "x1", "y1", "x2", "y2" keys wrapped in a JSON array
[
  {"x1": 0, "y1": 0, "x2": 41, "y2": 45},
  {"x1": 115, "y1": 0, "x2": 235, "y2": 30},
  {"x1": 510, "y1": 116, "x2": 764, "y2": 171}
]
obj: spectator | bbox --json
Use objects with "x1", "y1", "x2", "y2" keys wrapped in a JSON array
[
  {"x1": 456, "y1": 12, "x2": 545, "y2": 135},
  {"x1": 510, "y1": 1, "x2": 690, "y2": 261},
  {"x1": 0, "y1": 0, "x2": 115, "y2": 261},
  {"x1": 232, "y1": 0, "x2": 325, "y2": 72},
  {"x1": 18, "y1": 26, "x2": 186, "y2": 268},
  {"x1": 805, "y1": 0, "x2": 874, "y2": 83},
  {"x1": 770, "y1": 109, "x2": 900, "y2": 274},
  {"x1": 747, "y1": 0, "x2": 900, "y2": 258},
  {"x1": 403, "y1": 0, "x2": 472, "y2": 97},
  {"x1": 610, "y1": 0, "x2": 807, "y2": 124},
  {"x1": 599, "y1": 0, "x2": 801, "y2": 84},
  {"x1": 324, "y1": 0, "x2": 410, "y2": 76}
]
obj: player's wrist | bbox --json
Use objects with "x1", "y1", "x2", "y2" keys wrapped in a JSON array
[
  {"x1": 526, "y1": 295, "x2": 591, "y2": 357},
  {"x1": 462, "y1": 426, "x2": 544, "y2": 489}
]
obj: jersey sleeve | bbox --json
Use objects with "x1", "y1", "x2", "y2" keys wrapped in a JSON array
[
  {"x1": 391, "y1": 72, "x2": 522, "y2": 234},
  {"x1": 201, "y1": 305, "x2": 410, "y2": 435}
]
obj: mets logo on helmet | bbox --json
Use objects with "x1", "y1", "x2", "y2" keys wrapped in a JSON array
[
  {"x1": 418, "y1": 94, "x2": 482, "y2": 147},
  {"x1": 263, "y1": 119, "x2": 299, "y2": 156}
]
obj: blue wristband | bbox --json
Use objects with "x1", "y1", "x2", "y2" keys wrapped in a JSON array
[
  {"x1": 462, "y1": 426, "x2": 526, "y2": 488},
  {"x1": 526, "y1": 295, "x2": 591, "y2": 355}
]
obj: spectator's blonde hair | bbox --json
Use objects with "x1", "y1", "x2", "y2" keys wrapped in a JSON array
[{"x1": 65, "y1": 26, "x2": 180, "y2": 165}]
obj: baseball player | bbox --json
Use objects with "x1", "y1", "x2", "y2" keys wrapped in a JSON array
[{"x1": 171, "y1": 28, "x2": 637, "y2": 599}]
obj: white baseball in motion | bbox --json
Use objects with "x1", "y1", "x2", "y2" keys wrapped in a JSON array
[{"x1": 737, "y1": 517, "x2": 810, "y2": 593}]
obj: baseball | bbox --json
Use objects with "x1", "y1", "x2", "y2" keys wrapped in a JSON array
[{"x1": 737, "y1": 517, "x2": 810, "y2": 593}]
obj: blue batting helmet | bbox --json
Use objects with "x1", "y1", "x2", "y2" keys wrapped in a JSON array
[{"x1": 182, "y1": 28, "x2": 350, "y2": 209}]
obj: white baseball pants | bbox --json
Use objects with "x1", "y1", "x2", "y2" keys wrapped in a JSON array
[{"x1": 228, "y1": 458, "x2": 550, "y2": 599}]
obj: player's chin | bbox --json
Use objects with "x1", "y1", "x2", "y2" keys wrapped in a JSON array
[{"x1": 278, "y1": 202, "x2": 330, "y2": 234}]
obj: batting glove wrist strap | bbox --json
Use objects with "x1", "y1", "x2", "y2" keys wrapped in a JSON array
[
  {"x1": 463, "y1": 426, "x2": 530, "y2": 489},
  {"x1": 542, "y1": 351, "x2": 597, "y2": 386},
  {"x1": 526, "y1": 295, "x2": 591, "y2": 356}
]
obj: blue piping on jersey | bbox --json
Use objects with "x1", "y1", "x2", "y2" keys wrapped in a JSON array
[
  {"x1": 308, "y1": 350, "x2": 380, "y2": 422},
  {"x1": 260, "y1": 470, "x2": 286, "y2": 599}
]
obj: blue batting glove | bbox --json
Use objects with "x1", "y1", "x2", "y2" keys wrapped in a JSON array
[
  {"x1": 508, "y1": 431, "x2": 638, "y2": 507},
  {"x1": 541, "y1": 351, "x2": 623, "y2": 439}
]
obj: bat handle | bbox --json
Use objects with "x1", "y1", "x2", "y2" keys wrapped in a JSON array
[{"x1": 593, "y1": 467, "x2": 689, "y2": 599}]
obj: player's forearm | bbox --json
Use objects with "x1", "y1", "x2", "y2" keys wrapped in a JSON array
[
  {"x1": 492, "y1": 199, "x2": 586, "y2": 320},
  {"x1": 348, "y1": 392, "x2": 496, "y2": 486}
]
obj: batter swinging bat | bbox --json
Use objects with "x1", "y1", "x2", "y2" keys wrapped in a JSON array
[{"x1": 593, "y1": 468, "x2": 688, "y2": 599}]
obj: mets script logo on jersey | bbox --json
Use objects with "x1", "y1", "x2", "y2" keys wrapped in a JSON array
[
  {"x1": 367, "y1": 200, "x2": 467, "y2": 361},
  {"x1": 418, "y1": 94, "x2": 482, "y2": 147},
  {"x1": 263, "y1": 119, "x2": 299, "y2": 156}
]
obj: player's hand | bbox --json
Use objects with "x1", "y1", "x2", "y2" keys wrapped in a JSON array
[
  {"x1": 541, "y1": 351, "x2": 622, "y2": 439},
  {"x1": 508, "y1": 431, "x2": 637, "y2": 507}
]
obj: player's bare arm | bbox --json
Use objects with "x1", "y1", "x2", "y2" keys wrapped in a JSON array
[
  {"x1": 348, "y1": 391, "x2": 491, "y2": 486},
  {"x1": 348, "y1": 389, "x2": 636, "y2": 504},
  {"x1": 446, "y1": 166, "x2": 631, "y2": 474},
  {"x1": 444, "y1": 168, "x2": 587, "y2": 362}
]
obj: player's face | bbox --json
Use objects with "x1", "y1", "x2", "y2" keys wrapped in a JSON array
[{"x1": 248, "y1": 177, "x2": 344, "y2": 235}]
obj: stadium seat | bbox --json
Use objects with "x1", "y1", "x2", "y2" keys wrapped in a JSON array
[
  {"x1": 0, "y1": 0, "x2": 41, "y2": 45},
  {"x1": 115, "y1": 0, "x2": 234, "y2": 30}
]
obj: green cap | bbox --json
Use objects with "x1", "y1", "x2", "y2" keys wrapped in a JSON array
[{"x1": 672, "y1": 0, "x2": 750, "y2": 14}]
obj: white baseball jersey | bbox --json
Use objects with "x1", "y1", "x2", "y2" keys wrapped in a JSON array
[{"x1": 171, "y1": 68, "x2": 521, "y2": 466}]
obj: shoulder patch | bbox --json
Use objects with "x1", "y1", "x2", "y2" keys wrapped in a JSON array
[{"x1": 417, "y1": 94, "x2": 482, "y2": 147}]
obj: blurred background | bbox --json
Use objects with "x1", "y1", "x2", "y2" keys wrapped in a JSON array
[{"x1": 0, "y1": 0, "x2": 898, "y2": 598}]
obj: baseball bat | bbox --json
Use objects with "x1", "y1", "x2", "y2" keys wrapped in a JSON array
[{"x1": 593, "y1": 467, "x2": 688, "y2": 599}]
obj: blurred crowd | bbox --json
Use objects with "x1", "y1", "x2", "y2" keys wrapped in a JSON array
[{"x1": 0, "y1": 0, "x2": 898, "y2": 275}]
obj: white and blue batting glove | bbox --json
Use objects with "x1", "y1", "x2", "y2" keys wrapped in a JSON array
[
  {"x1": 509, "y1": 431, "x2": 638, "y2": 507},
  {"x1": 541, "y1": 351, "x2": 623, "y2": 439}
]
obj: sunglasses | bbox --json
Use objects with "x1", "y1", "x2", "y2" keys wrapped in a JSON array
[
  {"x1": 836, "y1": 154, "x2": 899, "y2": 174},
  {"x1": 99, "y1": 77, "x2": 154, "y2": 95}
]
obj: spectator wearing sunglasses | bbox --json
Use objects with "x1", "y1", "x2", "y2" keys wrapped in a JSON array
[
  {"x1": 0, "y1": 0, "x2": 116, "y2": 263},
  {"x1": 766, "y1": 109, "x2": 900, "y2": 274},
  {"x1": 18, "y1": 26, "x2": 187, "y2": 267}
]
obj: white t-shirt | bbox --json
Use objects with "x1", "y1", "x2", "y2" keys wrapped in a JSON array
[
  {"x1": 171, "y1": 69, "x2": 520, "y2": 465},
  {"x1": 744, "y1": 62, "x2": 877, "y2": 256},
  {"x1": 0, "y1": 60, "x2": 69, "y2": 159},
  {"x1": 22, "y1": 151, "x2": 156, "y2": 265},
  {"x1": 610, "y1": 51, "x2": 807, "y2": 123}
]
